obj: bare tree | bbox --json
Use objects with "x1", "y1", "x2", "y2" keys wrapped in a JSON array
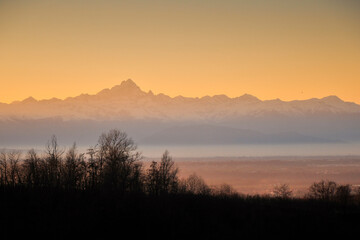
[
  {"x1": 0, "y1": 150, "x2": 23, "y2": 188},
  {"x1": 86, "y1": 146, "x2": 102, "y2": 190},
  {"x1": 146, "y1": 150, "x2": 179, "y2": 195},
  {"x1": 23, "y1": 149, "x2": 43, "y2": 188},
  {"x1": 273, "y1": 184, "x2": 293, "y2": 199},
  {"x1": 44, "y1": 135, "x2": 64, "y2": 188},
  {"x1": 0, "y1": 149, "x2": 9, "y2": 187},
  {"x1": 98, "y1": 129, "x2": 143, "y2": 192},
  {"x1": 63, "y1": 143, "x2": 86, "y2": 190},
  {"x1": 158, "y1": 150, "x2": 179, "y2": 194},
  {"x1": 308, "y1": 180, "x2": 337, "y2": 201},
  {"x1": 146, "y1": 161, "x2": 160, "y2": 195},
  {"x1": 180, "y1": 173, "x2": 211, "y2": 195}
]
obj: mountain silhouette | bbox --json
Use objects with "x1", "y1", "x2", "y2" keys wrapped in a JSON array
[
  {"x1": 0, "y1": 79, "x2": 359, "y2": 146},
  {"x1": 0, "y1": 79, "x2": 359, "y2": 121},
  {"x1": 96, "y1": 79, "x2": 145, "y2": 99}
]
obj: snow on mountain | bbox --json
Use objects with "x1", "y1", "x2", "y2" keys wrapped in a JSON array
[
  {"x1": 1, "y1": 80, "x2": 360, "y2": 146},
  {"x1": 0, "y1": 79, "x2": 359, "y2": 121}
]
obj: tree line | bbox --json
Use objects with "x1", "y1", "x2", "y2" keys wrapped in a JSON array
[
  {"x1": 1, "y1": 129, "x2": 360, "y2": 203},
  {"x1": 0, "y1": 129, "x2": 209, "y2": 195}
]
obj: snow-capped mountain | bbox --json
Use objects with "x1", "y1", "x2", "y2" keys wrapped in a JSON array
[
  {"x1": 0, "y1": 79, "x2": 359, "y2": 121},
  {"x1": 0, "y1": 79, "x2": 359, "y2": 146}
]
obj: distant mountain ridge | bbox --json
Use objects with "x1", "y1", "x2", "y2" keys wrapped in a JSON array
[
  {"x1": 1, "y1": 79, "x2": 359, "y2": 121},
  {"x1": 0, "y1": 79, "x2": 359, "y2": 147}
]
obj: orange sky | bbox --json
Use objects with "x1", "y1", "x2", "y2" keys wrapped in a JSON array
[{"x1": 0, "y1": 0, "x2": 359, "y2": 103}]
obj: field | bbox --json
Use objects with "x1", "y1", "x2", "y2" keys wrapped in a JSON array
[{"x1": 144, "y1": 156, "x2": 360, "y2": 196}]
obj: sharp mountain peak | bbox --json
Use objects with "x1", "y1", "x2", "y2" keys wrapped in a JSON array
[
  {"x1": 21, "y1": 96, "x2": 37, "y2": 103},
  {"x1": 112, "y1": 79, "x2": 140, "y2": 90},
  {"x1": 0, "y1": 79, "x2": 354, "y2": 107}
]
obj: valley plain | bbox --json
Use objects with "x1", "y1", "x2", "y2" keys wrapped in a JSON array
[{"x1": 143, "y1": 156, "x2": 360, "y2": 196}]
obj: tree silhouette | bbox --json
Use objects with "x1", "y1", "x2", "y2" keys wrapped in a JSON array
[
  {"x1": 97, "y1": 129, "x2": 143, "y2": 193},
  {"x1": 180, "y1": 173, "x2": 211, "y2": 195},
  {"x1": 335, "y1": 184, "x2": 352, "y2": 204},
  {"x1": 44, "y1": 135, "x2": 64, "y2": 188},
  {"x1": 23, "y1": 149, "x2": 42, "y2": 188},
  {"x1": 63, "y1": 143, "x2": 86, "y2": 190},
  {"x1": 146, "y1": 150, "x2": 179, "y2": 195},
  {"x1": 0, "y1": 150, "x2": 22, "y2": 187},
  {"x1": 273, "y1": 184, "x2": 293, "y2": 199},
  {"x1": 308, "y1": 180, "x2": 337, "y2": 200},
  {"x1": 86, "y1": 146, "x2": 102, "y2": 190},
  {"x1": 0, "y1": 149, "x2": 9, "y2": 187},
  {"x1": 215, "y1": 183, "x2": 238, "y2": 197}
]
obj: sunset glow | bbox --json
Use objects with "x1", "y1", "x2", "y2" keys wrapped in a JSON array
[
  {"x1": 1, "y1": 2, "x2": 360, "y2": 237},
  {"x1": 1, "y1": 0, "x2": 359, "y2": 103}
]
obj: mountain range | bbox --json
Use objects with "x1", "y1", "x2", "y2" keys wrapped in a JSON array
[
  {"x1": 0, "y1": 79, "x2": 360, "y2": 147},
  {"x1": 1, "y1": 79, "x2": 360, "y2": 121}
]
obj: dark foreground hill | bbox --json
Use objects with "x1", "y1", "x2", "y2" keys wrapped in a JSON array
[{"x1": 1, "y1": 189, "x2": 360, "y2": 239}]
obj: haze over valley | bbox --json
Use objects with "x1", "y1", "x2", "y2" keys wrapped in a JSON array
[
  {"x1": 2, "y1": 2, "x2": 360, "y2": 237},
  {"x1": 0, "y1": 79, "x2": 359, "y2": 157}
]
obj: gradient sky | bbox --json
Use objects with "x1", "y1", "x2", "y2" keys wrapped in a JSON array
[{"x1": 0, "y1": 0, "x2": 359, "y2": 103}]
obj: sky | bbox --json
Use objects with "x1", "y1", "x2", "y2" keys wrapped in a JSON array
[{"x1": 0, "y1": 0, "x2": 359, "y2": 104}]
